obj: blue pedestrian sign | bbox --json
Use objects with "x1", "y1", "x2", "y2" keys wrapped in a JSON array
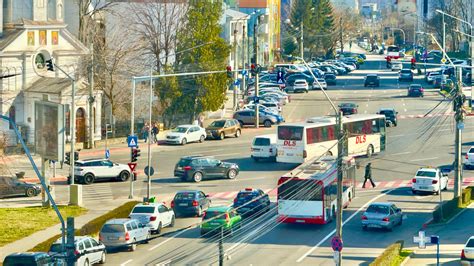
[
  {"x1": 105, "y1": 149, "x2": 110, "y2": 159},
  {"x1": 241, "y1": 69, "x2": 247, "y2": 76},
  {"x1": 277, "y1": 70, "x2": 285, "y2": 84},
  {"x1": 234, "y1": 79, "x2": 241, "y2": 86},
  {"x1": 127, "y1": 135, "x2": 138, "y2": 147}
]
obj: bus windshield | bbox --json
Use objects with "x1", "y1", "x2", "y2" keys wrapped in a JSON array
[
  {"x1": 278, "y1": 126, "x2": 303, "y2": 141},
  {"x1": 278, "y1": 179, "x2": 322, "y2": 201},
  {"x1": 387, "y1": 46, "x2": 399, "y2": 53}
]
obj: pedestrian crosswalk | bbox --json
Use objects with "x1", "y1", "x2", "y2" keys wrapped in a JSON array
[{"x1": 82, "y1": 183, "x2": 114, "y2": 201}]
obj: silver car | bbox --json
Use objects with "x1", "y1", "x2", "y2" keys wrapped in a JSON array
[
  {"x1": 233, "y1": 110, "x2": 278, "y2": 128},
  {"x1": 99, "y1": 219, "x2": 150, "y2": 251},
  {"x1": 361, "y1": 202, "x2": 403, "y2": 231}
]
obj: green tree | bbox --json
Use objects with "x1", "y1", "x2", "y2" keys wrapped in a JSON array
[{"x1": 175, "y1": 0, "x2": 230, "y2": 122}]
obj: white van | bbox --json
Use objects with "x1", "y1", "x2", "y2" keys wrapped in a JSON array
[{"x1": 251, "y1": 134, "x2": 277, "y2": 162}]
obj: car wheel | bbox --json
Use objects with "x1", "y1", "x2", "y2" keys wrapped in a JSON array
[
  {"x1": 193, "y1": 172, "x2": 203, "y2": 182},
  {"x1": 83, "y1": 174, "x2": 95, "y2": 185},
  {"x1": 99, "y1": 250, "x2": 106, "y2": 264},
  {"x1": 83, "y1": 259, "x2": 90, "y2": 266},
  {"x1": 170, "y1": 215, "x2": 175, "y2": 227},
  {"x1": 398, "y1": 217, "x2": 403, "y2": 226},
  {"x1": 235, "y1": 129, "x2": 241, "y2": 138},
  {"x1": 387, "y1": 225, "x2": 393, "y2": 232},
  {"x1": 325, "y1": 151, "x2": 333, "y2": 156},
  {"x1": 156, "y1": 222, "x2": 162, "y2": 234},
  {"x1": 26, "y1": 188, "x2": 36, "y2": 197},
  {"x1": 199, "y1": 135, "x2": 205, "y2": 143},
  {"x1": 366, "y1": 145, "x2": 374, "y2": 158},
  {"x1": 412, "y1": 189, "x2": 417, "y2": 195},
  {"x1": 253, "y1": 157, "x2": 260, "y2": 162},
  {"x1": 264, "y1": 120, "x2": 272, "y2": 128},
  {"x1": 181, "y1": 138, "x2": 187, "y2": 145},
  {"x1": 362, "y1": 225, "x2": 368, "y2": 231},
  {"x1": 219, "y1": 132, "x2": 225, "y2": 140},
  {"x1": 129, "y1": 239, "x2": 137, "y2": 252},
  {"x1": 145, "y1": 231, "x2": 151, "y2": 243},
  {"x1": 227, "y1": 169, "x2": 238, "y2": 179},
  {"x1": 197, "y1": 207, "x2": 203, "y2": 217},
  {"x1": 118, "y1": 171, "x2": 130, "y2": 182}
]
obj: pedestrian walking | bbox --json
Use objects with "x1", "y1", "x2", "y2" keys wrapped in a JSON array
[
  {"x1": 152, "y1": 123, "x2": 159, "y2": 144},
  {"x1": 142, "y1": 123, "x2": 149, "y2": 143},
  {"x1": 362, "y1": 163, "x2": 376, "y2": 188},
  {"x1": 198, "y1": 115, "x2": 204, "y2": 128}
]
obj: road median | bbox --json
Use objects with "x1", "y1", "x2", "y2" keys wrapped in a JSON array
[{"x1": 370, "y1": 240, "x2": 412, "y2": 266}]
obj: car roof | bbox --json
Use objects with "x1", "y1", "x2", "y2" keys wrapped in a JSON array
[
  {"x1": 366, "y1": 74, "x2": 378, "y2": 77},
  {"x1": 133, "y1": 202, "x2": 163, "y2": 208},
  {"x1": 410, "y1": 84, "x2": 422, "y2": 87},
  {"x1": 53, "y1": 235, "x2": 91, "y2": 244},
  {"x1": 368, "y1": 202, "x2": 394, "y2": 207},
  {"x1": 180, "y1": 155, "x2": 211, "y2": 160},
  {"x1": 379, "y1": 108, "x2": 395, "y2": 111},
  {"x1": 176, "y1": 190, "x2": 201, "y2": 194},
  {"x1": 339, "y1": 102, "x2": 356, "y2": 106},
  {"x1": 207, "y1": 206, "x2": 231, "y2": 212},
  {"x1": 76, "y1": 158, "x2": 105, "y2": 163},
  {"x1": 5, "y1": 252, "x2": 49, "y2": 258},
  {"x1": 176, "y1": 124, "x2": 193, "y2": 128},
  {"x1": 417, "y1": 168, "x2": 437, "y2": 172},
  {"x1": 105, "y1": 218, "x2": 132, "y2": 224}
]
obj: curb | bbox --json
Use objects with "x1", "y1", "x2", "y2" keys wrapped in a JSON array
[
  {"x1": 400, "y1": 250, "x2": 416, "y2": 266},
  {"x1": 427, "y1": 202, "x2": 474, "y2": 227}
]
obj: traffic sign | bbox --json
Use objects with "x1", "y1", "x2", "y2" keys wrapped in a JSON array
[
  {"x1": 127, "y1": 135, "x2": 138, "y2": 147},
  {"x1": 234, "y1": 79, "x2": 240, "y2": 86},
  {"x1": 414, "y1": 230, "x2": 430, "y2": 249},
  {"x1": 105, "y1": 149, "x2": 110, "y2": 159},
  {"x1": 277, "y1": 70, "x2": 284, "y2": 84},
  {"x1": 458, "y1": 122, "x2": 465, "y2": 130},
  {"x1": 331, "y1": 236, "x2": 343, "y2": 252},
  {"x1": 128, "y1": 163, "x2": 137, "y2": 172},
  {"x1": 241, "y1": 69, "x2": 247, "y2": 76},
  {"x1": 441, "y1": 58, "x2": 447, "y2": 63},
  {"x1": 144, "y1": 166, "x2": 155, "y2": 176}
]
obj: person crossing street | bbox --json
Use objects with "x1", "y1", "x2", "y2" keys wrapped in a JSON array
[{"x1": 362, "y1": 163, "x2": 376, "y2": 188}]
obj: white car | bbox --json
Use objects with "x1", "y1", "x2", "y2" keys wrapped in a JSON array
[
  {"x1": 251, "y1": 134, "x2": 277, "y2": 162},
  {"x1": 243, "y1": 103, "x2": 281, "y2": 114},
  {"x1": 292, "y1": 79, "x2": 309, "y2": 93},
  {"x1": 313, "y1": 78, "x2": 327, "y2": 90},
  {"x1": 464, "y1": 146, "x2": 474, "y2": 169},
  {"x1": 425, "y1": 71, "x2": 441, "y2": 84},
  {"x1": 391, "y1": 61, "x2": 403, "y2": 71},
  {"x1": 461, "y1": 236, "x2": 474, "y2": 265},
  {"x1": 411, "y1": 168, "x2": 448, "y2": 194},
  {"x1": 49, "y1": 236, "x2": 106, "y2": 265},
  {"x1": 166, "y1": 125, "x2": 206, "y2": 145},
  {"x1": 73, "y1": 159, "x2": 131, "y2": 185},
  {"x1": 129, "y1": 202, "x2": 175, "y2": 234}
]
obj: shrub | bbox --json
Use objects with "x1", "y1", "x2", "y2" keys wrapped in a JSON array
[
  {"x1": 370, "y1": 240, "x2": 404, "y2": 266},
  {"x1": 433, "y1": 197, "x2": 459, "y2": 222},
  {"x1": 461, "y1": 187, "x2": 472, "y2": 207}
]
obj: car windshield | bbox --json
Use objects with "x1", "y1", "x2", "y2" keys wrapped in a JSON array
[
  {"x1": 469, "y1": 148, "x2": 474, "y2": 154},
  {"x1": 401, "y1": 70, "x2": 412, "y2": 74},
  {"x1": 237, "y1": 192, "x2": 257, "y2": 200},
  {"x1": 209, "y1": 121, "x2": 225, "y2": 127},
  {"x1": 101, "y1": 224, "x2": 125, "y2": 233},
  {"x1": 467, "y1": 239, "x2": 474, "y2": 247},
  {"x1": 366, "y1": 205, "x2": 389, "y2": 214},
  {"x1": 174, "y1": 192, "x2": 196, "y2": 200},
  {"x1": 366, "y1": 76, "x2": 377, "y2": 80},
  {"x1": 410, "y1": 85, "x2": 422, "y2": 89},
  {"x1": 380, "y1": 110, "x2": 395, "y2": 116},
  {"x1": 204, "y1": 210, "x2": 226, "y2": 220},
  {"x1": 340, "y1": 103, "x2": 355, "y2": 108},
  {"x1": 131, "y1": 206, "x2": 155, "y2": 214},
  {"x1": 416, "y1": 170, "x2": 437, "y2": 177},
  {"x1": 253, "y1": 137, "x2": 271, "y2": 146},
  {"x1": 177, "y1": 158, "x2": 192, "y2": 167},
  {"x1": 49, "y1": 243, "x2": 63, "y2": 253},
  {"x1": 173, "y1": 127, "x2": 188, "y2": 133}
]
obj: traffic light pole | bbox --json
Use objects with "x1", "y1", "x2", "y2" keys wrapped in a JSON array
[
  {"x1": 454, "y1": 67, "x2": 464, "y2": 199},
  {"x1": 129, "y1": 79, "x2": 136, "y2": 199},
  {"x1": 146, "y1": 69, "x2": 153, "y2": 201},
  {"x1": 335, "y1": 111, "x2": 344, "y2": 266},
  {"x1": 254, "y1": 17, "x2": 259, "y2": 128}
]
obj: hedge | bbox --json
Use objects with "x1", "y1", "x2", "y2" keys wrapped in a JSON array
[
  {"x1": 370, "y1": 240, "x2": 404, "y2": 266},
  {"x1": 29, "y1": 201, "x2": 140, "y2": 252},
  {"x1": 433, "y1": 187, "x2": 473, "y2": 223}
]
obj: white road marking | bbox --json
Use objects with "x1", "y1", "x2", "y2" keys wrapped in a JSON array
[
  {"x1": 121, "y1": 259, "x2": 133, "y2": 266},
  {"x1": 390, "y1": 151, "x2": 412, "y2": 156},
  {"x1": 148, "y1": 226, "x2": 196, "y2": 251},
  {"x1": 296, "y1": 188, "x2": 395, "y2": 263},
  {"x1": 216, "y1": 152, "x2": 241, "y2": 157},
  {"x1": 411, "y1": 157, "x2": 439, "y2": 162}
]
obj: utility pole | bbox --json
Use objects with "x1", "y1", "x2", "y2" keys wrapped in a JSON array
[
  {"x1": 88, "y1": 43, "x2": 95, "y2": 149},
  {"x1": 335, "y1": 110, "x2": 345, "y2": 266},
  {"x1": 129, "y1": 79, "x2": 136, "y2": 199},
  {"x1": 340, "y1": 18, "x2": 343, "y2": 54},
  {"x1": 254, "y1": 16, "x2": 260, "y2": 129},
  {"x1": 300, "y1": 21, "x2": 304, "y2": 59},
  {"x1": 146, "y1": 68, "x2": 153, "y2": 201},
  {"x1": 219, "y1": 227, "x2": 224, "y2": 266},
  {"x1": 454, "y1": 66, "x2": 464, "y2": 199},
  {"x1": 233, "y1": 27, "x2": 238, "y2": 110},
  {"x1": 442, "y1": 15, "x2": 446, "y2": 62},
  {"x1": 241, "y1": 25, "x2": 246, "y2": 103}
]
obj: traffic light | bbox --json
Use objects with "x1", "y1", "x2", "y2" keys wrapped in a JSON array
[
  {"x1": 74, "y1": 151, "x2": 79, "y2": 161},
  {"x1": 132, "y1": 147, "x2": 141, "y2": 162},
  {"x1": 250, "y1": 64, "x2": 256, "y2": 75},
  {"x1": 226, "y1": 66, "x2": 232, "y2": 78},
  {"x1": 46, "y1": 59, "x2": 54, "y2": 71},
  {"x1": 65, "y1": 152, "x2": 71, "y2": 165}
]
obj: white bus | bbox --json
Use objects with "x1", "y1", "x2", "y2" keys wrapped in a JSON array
[
  {"x1": 276, "y1": 114, "x2": 386, "y2": 164},
  {"x1": 277, "y1": 156, "x2": 356, "y2": 224}
]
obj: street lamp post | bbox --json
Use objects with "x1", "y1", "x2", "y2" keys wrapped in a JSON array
[{"x1": 391, "y1": 27, "x2": 406, "y2": 45}]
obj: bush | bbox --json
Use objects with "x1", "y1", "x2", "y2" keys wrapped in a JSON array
[
  {"x1": 433, "y1": 197, "x2": 459, "y2": 222},
  {"x1": 29, "y1": 201, "x2": 140, "y2": 252},
  {"x1": 370, "y1": 240, "x2": 404, "y2": 266},
  {"x1": 461, "y1": 187, "x2": 472, "y2": 207}
]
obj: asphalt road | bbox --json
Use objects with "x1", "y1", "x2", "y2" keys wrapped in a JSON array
[{"x1": 43, "y1": 54, "x2": 474, "y2": 265}]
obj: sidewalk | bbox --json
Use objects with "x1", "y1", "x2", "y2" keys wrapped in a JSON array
[{"x1": 403, "y1": 203, "x2": 474, "y2": 265}]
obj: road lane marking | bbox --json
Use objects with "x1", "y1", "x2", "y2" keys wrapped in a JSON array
[
  {"x1": 148, "y1": 226, "x2": 196, "y2": 251},
  {"x1": 216, "y1": 152, "x2": 241, "y2": 157},
  {"x1": 411, "y1": 157, "x2": 439, "y2": 162},
  {"x1": 390, "y1": 151, "x2": 412, "y2": 156},
  {"x1": 296, "y1": 188, "x2": 395, "y2": 263},
  {"x1": 121, "y1": 259, "x2": 133, "y2": 266}
]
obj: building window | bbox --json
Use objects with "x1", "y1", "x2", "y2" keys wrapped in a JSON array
[
  {"x1": 39, "y1": 30, "x2": 47, "y2": 45},
  {"x1": 27, "y1": 31, "x2": 35, "y2": 46},
  {"x1": 51, "y1": 31, "x2": 58, "y2": 45},
  {"x1": 35, "y1": 53, "x2": 46, "y2": 69},
  {"x1": 8, "y1": 106, "x2": 15, "y2": 130}
]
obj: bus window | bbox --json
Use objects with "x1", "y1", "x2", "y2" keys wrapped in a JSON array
[
  {"x1": 362, "y1": 120, "x2": 372, "y2": 134},
  {"x1": 278, "y1": 126, "x2": 303, "y2": 140},
  {"x1": 371, "y1": 119, "x2": 380, "y2": 133}
]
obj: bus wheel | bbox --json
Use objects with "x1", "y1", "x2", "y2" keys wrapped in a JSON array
[
  {"x1": 325, "y1": 151, "x2": 333, "y2": 156},
  {"x1": 366, "y1": 145, "x2": 374, "y2": 158}
]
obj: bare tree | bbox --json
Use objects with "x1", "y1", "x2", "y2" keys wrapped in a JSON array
[{"x1": 76, "y1": 0, "x2": 116, "y2": 44}]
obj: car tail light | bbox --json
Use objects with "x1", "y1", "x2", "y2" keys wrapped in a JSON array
[
  {"x1": 352, "y1": 108, "x2": 357, "y2": 113},
  {"x1": 150, "y1": 216, "x2": 157, "y2": 221},
  {"x1": 99, "y1": 233, "x2": 103, "y2": 241},
  {"x1": 125, "y1": 232, "x2": 130, "y2": 241},
  {"x1": 171, "y1": 201, "x2": 175, "y2": 208},
  {"x1": 466, "y1": 154, "x2": 469, "y2": 160},
  {"x1": 382, "y1": 217, "x2": 389, "y2": 222},
  {"x1": 183, "y1": 166, "x2": 192, "y2": 171},
  {"x1": 420, "y1": 88, "x2": 424, "y2": 92},
  {"x1": 412, "y1": 178, "x2": 416, "y2": 183},
  {"x1": 225, "y1": 213, "x2": 230, "y2": 223},
  {"x1": 74, "y1": 250, "x2": 80, "y2": 256},
  {"x1": 192, "y1": 200, "x2": 199, "y2": 207},
  {"x1": 461, "y1": 249, "x2": 466, "y2": 259},
  {"x1": 361, "y1": 215, "x2": 367, "y2": 220},
  {"x1": 234, "y1": 198, "x2": 238, "y2": 203},
  {"x1": 432, "y1": 180, "x2": 438, "y2": 184}
]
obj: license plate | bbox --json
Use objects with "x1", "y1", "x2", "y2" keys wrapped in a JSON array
[
  {"x1": 108, "y1": 237, "x2": 118, "y2": 240},
  {"x1": 420, "y1": 186, "x2": 428, "y2": 189},
  {"x1": 179, "y1": 203, "x2": 187, "y2": 206},
  {"x1": 253, "y1": 148, "x2": 260, "y2": 151},
  {"x1": 369, "y1": 224, "x2": 381, "y2": 228},
  {"x1": 296, "y1": 220, "x2": 305, "y2": 223},
  {"x1": 287, "y1": 153, "x2": 293, "y2": 156}
]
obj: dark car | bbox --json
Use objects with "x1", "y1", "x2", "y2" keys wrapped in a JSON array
[
  {"x1": 324, "y1": 73, "x2": 337, "y2": 85},
  {"x1": 3, "y1": 252, "x2": 55, "y2": 266},
  {"x1": 174, "y1": 156, "x2": 240, "y2": 182},
  {"x1": 407, "y1": 84, "x2": 424, "y2": 97},
  {"x1": 377, "y1": 108, "x2": 398, "y2": 127},
  {"x1": 233, "y1": 188, "x2": 271, "y2": 217},
  {"x1": 364, "y1": 74, "x2": 380, "y2": 87},
  {"x1": 338, "y1": 103, "x2": 358, "y2": 115},
  {"x1": 399, "y1": 69, "x2": 414, "y2": 82},
  {"x1": 285, "y1": 73, "x2": 315, "y2": 89},
  {"x1": 0, "y1": 176, "x2": 41, "y2": 198},
  {"x1": 171, "y1": 190, "x2": 211, "y2": 217}
]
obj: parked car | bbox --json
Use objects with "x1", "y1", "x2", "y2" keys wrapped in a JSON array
[
  {"x1": 49, "y1": 236, "x2": 106, "y2": 266},
  {"x1": 233, "y1": 110, "x2": 279, "y2": 128},
  {"x1": 407, "y1": 84, "x2": 424, "y2": 97},
  {"x1": 361, "y1": 202, "x2": 403, "y2": 231},
  {"x1": 364, "y1": 74, "x2": 380, "y2": 87},
  {"x1": 174, "y1": 156, "x2": 239, "y2": 182},
  {"x1": 377, "y1": 108, "x2": 398, "y2": 127},
  {"x1": 233, "y1": 188, "x2": 271, "y2": 216},
  {"x1": 399, "y1": 69, "x2": 414, "y2": 82},
  {"x1": 338, "y1": 103, "x2": 358, "y2": 115},
  {"x1": 285, "y1": 73, "x2": 315, "y2": 90},
  {"x1": 171, "y1": 190, "x2": 211, "y2": 217},
  {"x1": 205, "y1": 119, "x2": 241, "y2": 140},
  {"x1": 72, "y1": 159, "x2": 131, "y2": 185},
  {"x1": 244, "y1": 102, "x2": 281, "y2": 114},
  {"x1": 200, "y1": 206, "x2": 242, "y2": 236},
  {"x1": 0, "y1": 176, "x2": 41, "y2": 198},
  {"x1": 440, "y1": 78, "x2": 455, "y2": 93},
  {"x1": 425, "y1": 71, "x2": 441, "y2": 84},
  {"x1": 99, "y1": 218, "x2": 150, "y2": 251},
  {"x1": 251, "y1": 134, "x2": 277, "y2": 162},
  {"x1": 433, "y1": 75, "x2": 448, "y2": 88},
  {"x1": 165, "y1": 125, "x2": 206, "y2": 145},
  {"x1": 313, "y1": 78, "x2": 327, "y2": 90},
  {"x1": 411, "y1": 167, "x2": 448, "y2": 194},
  {"x1": 3, "y1": 252, "x2": 55, "y2": 266},
  {"x1": 391, "y1": 60, "x2": 403, "y2": 71},
  {"x1": 324, "y1": 73, "x2": 337, "y2": 85},
  {"x1": 464, "y1": 146, "x2": 474, "y2": 169},
  {"x1": 461, "y1": 236, "x2": 474, "y2": 265},
  {"x1": 290, "y1": 79, "x2": 309, "y2": 93},
  {"x1": 129, "y1": 202, "x2": 175, "y2": 234}
]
